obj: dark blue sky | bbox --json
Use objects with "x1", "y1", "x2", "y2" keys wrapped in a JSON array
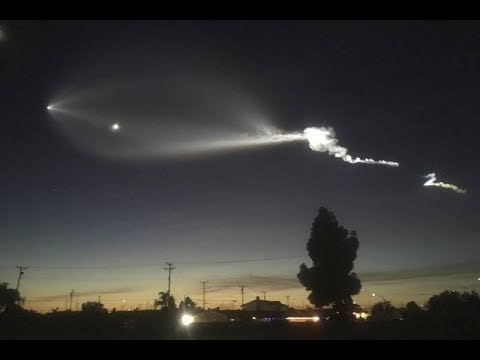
[{"x1": 0, "y1": 21, "x2": 479, "y2": 311}]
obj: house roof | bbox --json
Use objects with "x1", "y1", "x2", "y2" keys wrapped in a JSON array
[{"x1": 241, "y1": 299, "x2": 287, "y2": 307}]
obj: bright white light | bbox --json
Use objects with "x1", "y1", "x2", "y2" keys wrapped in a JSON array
[
  {"x1": 286, "y1": 316, "x2": 320, "y2": 323},
  {"x1": 47, "y1": 105, "x2": 53, "y2": 111},
  {"x1": 303, "y1": 127, "x2": 333, "y2": 152},
  {"x1": 372, "y1": 293, "x2": 376, "y2": 297},
  {"x1": 181, "y1": 314, "x2": 194, "y2": 326},
  {"x1": 303, "y1": 127, "x2": 399, "y2": 167},
  {"x1": 423, "y1": 173, "x2": 466, "y2": 194},
  {"x1": 111, "y1": 123, "x2": 121, "y2": 132},
  {"x1": 353, "y1": 312, "x2": 369, "y2": 319}
]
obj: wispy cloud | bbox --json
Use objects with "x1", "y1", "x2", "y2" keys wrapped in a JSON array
[
  {"x1": 29, "y1": 287, "x2": 135, "y2": 302},
  {"x1": 201, "y1": 260, "x2": 480, "y2": 293},
  {"x1": 360, "y1": 261, "x2": 480, "y2": 283},
  {"x1": 206, "y1": 275, "x2": 301, "y2": 293}
]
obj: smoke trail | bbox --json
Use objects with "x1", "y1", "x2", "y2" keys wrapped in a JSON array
[
  {"x1": 423, "y1": 173, "x2": 466, "y2": 194},
  {"x1": 303, "y1": 127, "x2": 399, "y2": 167}
]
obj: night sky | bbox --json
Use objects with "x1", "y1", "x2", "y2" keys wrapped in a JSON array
[{"x1": 0, "y1": 20, "x2": 479, "y2": 312}]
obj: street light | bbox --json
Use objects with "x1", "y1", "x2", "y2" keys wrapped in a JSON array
[{"x1": 122, "y1": 299, "x2": 126, "y2": 311}]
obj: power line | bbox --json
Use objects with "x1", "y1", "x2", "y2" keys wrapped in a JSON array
[
  {"x1": 176, "y1": 255, "x2": 305, "y2": 265},
  {"x1": 1, "y1": 255, "x2": 306, "y2": 270}
]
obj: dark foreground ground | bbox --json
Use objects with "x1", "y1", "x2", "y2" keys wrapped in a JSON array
[
  {"x1": 171, "y1": 320, "x2": 480, "y2": 340},
  {"x1": 2, "y1": 309, "x2": 480, "y2": 339}
]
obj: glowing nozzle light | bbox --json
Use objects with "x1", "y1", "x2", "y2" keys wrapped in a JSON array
[
  {"x1": 303, "y1": 127, "x2": 399, "y2": 167},
  {"x1": 423, "y1": 173, "x2": 466, "y2": 194}
]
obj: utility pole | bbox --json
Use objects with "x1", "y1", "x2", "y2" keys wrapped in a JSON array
[
  {"x1": 15, "y1": 266, "x2": 28, "y2": 293},
  {"x1": 98, "y1": 296, "x2": 102, "y2": 303},
  {"x1": 240, "y1": 286, "x2": 245, "y2": 306},
  {"x1": 286, "y1": 295, "x2": 290, "y2": 307},
  {"x1": 261, "y1": 291, "x2": 267, "y2": 300},
  {"x1": 69, "y1": 289, "x2": 75, "y2": 310},
  {"x1": 164, "y1": 262, "x2": 175, "y2": 306},
  {"x1": 201, "y1": 281, "x2": 208, "y2": 310}
]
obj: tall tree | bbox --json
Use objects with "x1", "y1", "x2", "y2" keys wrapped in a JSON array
[
  {"x1": 297, "y1": 207, "x2": 361, "y2": 310},
  {"x1": 0, "y1": 282, "x2": 21, "y2": 312},
  {"x1": 155, "y1": 291, "x2": 176, "y2": 310}
]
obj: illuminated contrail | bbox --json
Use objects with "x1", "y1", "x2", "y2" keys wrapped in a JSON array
[
  {"x1": 47, "y1": 102, "x2": 399, "y2": 166},
  {"x1": 302, "y1": 127, "x2": 399, "y2": 167},
  {"x1": 423, "y1": 173, "x2": 466, "y2": 194}
]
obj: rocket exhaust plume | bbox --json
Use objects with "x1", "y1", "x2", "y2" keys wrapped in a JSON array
[
  {"x1": 423, "y1": 173, "x2": 466, "y2": 194},
  {"x1": 302, "y1": 127, "x2": 399, "y2": 167}
]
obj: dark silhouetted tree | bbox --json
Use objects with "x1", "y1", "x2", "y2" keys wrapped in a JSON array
[
  {"x1": 81, "y1": 301, "x2": 108, "y2": 314},
  {"x1": 0, "y1": 282, "x2": 21, "y2": 312},
  {"x1": 427, "y1": 290, "x2": 480, "y2": 318},
  {"x1": 399, "y1": 301, "x2": 424, "y2": 322},
  {"x1": 168, "y1": 295, "x2": 176, "y2": 309},
  {"x1": 425, "y1": 290, "x2": 480, "y2": 338},
  {"x1": 155, "y1": 291, "x2": 169, "y2": 309},
  {"x1": 406, "y1": 301, "x2": 422, "y2": 313},
  {"x1": 179, "y1": 296, "x2": 196, "y2": 312},
  {"x1": 370, "y1": 300, "x2": 400, "y2": 321},
  {"x1": 155, "y1": 291, "x2": 176, "y2": 310},
  {"x1": 297, "y1": 207, "x2": 361, "y2": 311}
]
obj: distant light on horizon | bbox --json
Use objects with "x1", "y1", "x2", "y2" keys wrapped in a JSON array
[
  {"x1": 353, "y1": 312, "x2": 369, "y2": 320},
  {"x1": 111, "y1": 123, "x2": 120, "y2": 132},
  {"x1": 286, "y1": 316, "x2": 320, "y2": 323}
]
